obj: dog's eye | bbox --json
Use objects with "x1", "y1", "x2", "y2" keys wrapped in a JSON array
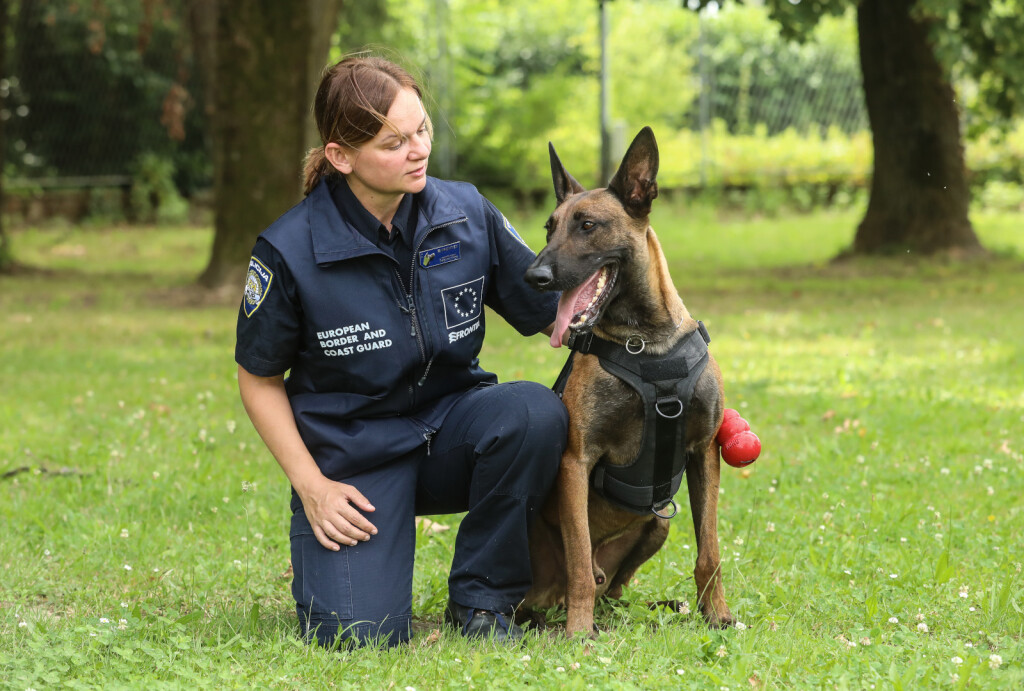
[{"x1": 581, "y1": 220, "x2": 595, "y2": 231}]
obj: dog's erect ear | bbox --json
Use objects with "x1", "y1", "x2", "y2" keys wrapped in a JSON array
[
  {"x1": 549, "y1": 142, "x2": 586, "y2": 205},
  {"x1": 607, "y1": 126, "x2": 659, "y2": 219}
]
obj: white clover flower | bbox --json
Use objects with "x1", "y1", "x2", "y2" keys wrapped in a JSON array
[
  {"x1": 766, "y1": 522, "x2": 775, "y2": 532},
  {"x1": 716, "y1": 645, "x2": 728, "y2": 658},
  {"x1": 120, "y1": 529, "x2": 130, "y2": 539},
  {"x1": 940, "y1": 468, "x2": 950, "y2": 475},
  {"x1": 959, "y1": 585, "x2": 969, "y2": 598},
  {"x1": 556, "y1": 667, "x2": 565, "y2": 672},
  {"x1": 917, "y1": 623, "x2": 929, "y2": 633},
  {"x1": 890, "y1": 574, "x2": 899, "y2": 579},
  {"x1": 676, "y1": 669, "x2": 685, "y2": 675},
  {"x1": 989, "y1": 654, "x2": 1002, "y2": 669},
  {"x1": 123, "y1": 564, "x2": 132, "y2": 571},
  {"x1": 859, "y1": 637, "x2": 871, "y2": 646},
  {"x1": 569, "y1": 662, "x2": 580, "y2": 671},
  {"x1": 520, "y1": 655, "x2": 531, "y2": 662},
  {"x1": 951, "y1": 656, "x2": 963, "y2": 665},
  {"x1": 18, "y1": 621, "x2": 27, "y2": 628},
  {"x1": 888, "y1": 617, "x2": 899, "y2": 624},
  {"x1": 735, "y1": 622, "x2": 747, "y2": 631},
  {"x1": 678, "y1": 602, "x2": 691, "y2": 615}
]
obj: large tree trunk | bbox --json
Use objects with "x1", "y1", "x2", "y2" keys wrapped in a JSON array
[
  {"x1": 852, "y1": 0, "x2": 982, "y2": 256},
  {"x1": 198, "y1": 0, "x2": 340, "y2": 289},
  {"x1": 0, "y1": 0, "x2": 11, "y2": 273}
]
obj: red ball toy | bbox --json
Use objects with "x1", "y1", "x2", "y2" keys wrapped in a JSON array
[{"x1": 716, "y1": 408, "x2": 761, "y2": 468}]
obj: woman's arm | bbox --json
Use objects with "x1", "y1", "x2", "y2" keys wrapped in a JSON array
[{"x1": 237, "y1": 365, "x2": 377, "y2": 550}]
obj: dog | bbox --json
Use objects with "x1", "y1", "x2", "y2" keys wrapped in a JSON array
[{"x1": 522, "y1": 127, "x2": 734, "y2": 636}]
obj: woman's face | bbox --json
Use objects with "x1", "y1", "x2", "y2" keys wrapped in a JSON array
[{"x1": 329, "y1": 87, "x2": 432, "y2": 213}]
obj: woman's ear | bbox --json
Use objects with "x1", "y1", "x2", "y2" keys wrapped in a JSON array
[{"x1": 324, "y1": 143, "x2": 354, "y2": 174}]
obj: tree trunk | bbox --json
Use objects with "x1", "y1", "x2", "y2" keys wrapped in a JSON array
[
  {"x1": 0, "y1": 0, "x2": 11, "y2": 273},
  {"x1": 198, "y1": 0, "x2": 340, "y2": 290},
  {"x1": 852, "y1": 0, "x2": 982, "y2": 256}
]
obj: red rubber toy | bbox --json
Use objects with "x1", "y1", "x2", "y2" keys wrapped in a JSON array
[{"x1": 716, "y1": 408, "x2": 761, "y2": 468}]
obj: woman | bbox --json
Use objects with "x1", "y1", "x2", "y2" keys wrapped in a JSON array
[{"x1": 235, "y1": 56, "x2": 567, "y2": 648}]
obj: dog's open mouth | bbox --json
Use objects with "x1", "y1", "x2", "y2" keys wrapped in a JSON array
[{"x1": 550, "y1": 264, "x2": 619, "y2": 348}]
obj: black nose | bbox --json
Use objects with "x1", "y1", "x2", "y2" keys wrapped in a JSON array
[{"x1": 524, "y1": 264, "x2": 554, "y2": 289}]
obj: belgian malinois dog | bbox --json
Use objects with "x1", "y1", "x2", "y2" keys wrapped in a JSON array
[{"x1": 522, "y1": 127, "x2": 733, "y2": 636}]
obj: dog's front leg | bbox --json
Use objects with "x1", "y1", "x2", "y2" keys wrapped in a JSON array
[
  {"x1": 557, "y1": 451, "x2": 598, "y2": 636},
  {"x1": 686, "y1": 441, "x2": 734, "y2": 628}
]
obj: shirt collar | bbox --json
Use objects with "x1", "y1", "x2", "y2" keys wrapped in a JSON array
[
  {"x1": 307, "y1": 174, "x2": 466, "y2": 265},
  {"x1": 329, "y1": 176, "x2": 415, "y2": 248}
]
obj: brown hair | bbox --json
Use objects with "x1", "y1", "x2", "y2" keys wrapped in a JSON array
[{"x1": 302, "y1": 56, "x2": 426, "y2": 195}]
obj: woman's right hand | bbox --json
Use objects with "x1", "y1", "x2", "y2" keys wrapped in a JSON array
[{"x1": 299, "y1": 476, "x2": 378, "y2": 551}]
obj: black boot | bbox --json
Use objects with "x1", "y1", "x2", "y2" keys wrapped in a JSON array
[{"x1": 444, "y1": 599, "x2": 524, "y2": 643}]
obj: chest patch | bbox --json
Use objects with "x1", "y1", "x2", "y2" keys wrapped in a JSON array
[
  {"x1": 419, "y1": 241, "x2": 461, "y2": 268},
  {"x1": 243, "y1": 256, "x2": 273, "y2": 318},
  {"x1": 442, "y1": 275, "x2": 485, "y2": 329}
]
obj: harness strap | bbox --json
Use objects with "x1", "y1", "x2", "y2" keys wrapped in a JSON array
[{"x1": 552, "y1": 322, "x2": 712, "y2": 516}]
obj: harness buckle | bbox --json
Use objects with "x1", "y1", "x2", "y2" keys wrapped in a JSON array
[
  {"x1": 567, "y1": 330, "x2": 594, "y2": 353},
  {"x1": 625, "y1": 334, "x2": 646, "y2": 354},
  {"x1": 652, "y1": 499, "x2": 678, "y2": 519},
  {"x1": 655, "y1": 396, "x2": 683, "y2": 419}
]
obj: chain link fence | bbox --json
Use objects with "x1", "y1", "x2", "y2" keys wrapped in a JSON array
[{"x1": 4, "y1": 2, "x2": 871, "y2": 223}]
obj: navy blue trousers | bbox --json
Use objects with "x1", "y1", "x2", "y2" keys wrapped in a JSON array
[{"x1": 288, "y1": 381, "x2": 568, "y2": 648}]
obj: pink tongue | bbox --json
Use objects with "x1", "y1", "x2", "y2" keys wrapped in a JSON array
[
  {"x1": 550, "y1": 284, "x2": 584, "y2": 348},
  {"x1": 549, "y1": 270, "x2": 601, "y2": 348}
]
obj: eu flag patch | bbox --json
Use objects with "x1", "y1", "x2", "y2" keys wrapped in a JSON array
[
  {"x1": 243, "y1": 256, "x2": 273, "y2": 318},
  {"x1": 419, "y1": 241, "x2": 461, "y2": 268},
  {"x1": 441, "y1": 275, "x2": 485, "y2": 329}
]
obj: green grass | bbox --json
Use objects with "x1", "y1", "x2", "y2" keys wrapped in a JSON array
[{"x1": 1, "y1": 205, "x2": 1022, "y2": 689}]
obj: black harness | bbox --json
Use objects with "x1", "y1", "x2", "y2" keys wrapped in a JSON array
[{"x1": 552, "y1": 322, "x2": 711, "y2": 518}]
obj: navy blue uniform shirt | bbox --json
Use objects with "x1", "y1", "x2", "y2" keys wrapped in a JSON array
[{"x1": 235, "y1": 175, "x2": 559, "y2": 481}]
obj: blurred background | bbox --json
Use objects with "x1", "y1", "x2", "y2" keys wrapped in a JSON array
[{"x1": 2, "y1": 0, "x2": 1023, "y2": 286}]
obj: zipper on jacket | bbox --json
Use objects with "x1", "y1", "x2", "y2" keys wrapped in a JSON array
[{"x1": 403, "y1": 217, "x2": 467, "y2": 388}]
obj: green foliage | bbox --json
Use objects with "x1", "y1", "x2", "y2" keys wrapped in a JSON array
[
  {"x1": 129, "y1": 153, "x2": 189, "y2": 225},
  {"x1": 696, "y1": 4, "x2": 866, "y2": 136},
  {"x1": 3, "y1": 212, "x2": 1024, "y2": 687},
  {"x1": 6, "y1": 0, "x2": 210, "y2": 193}
]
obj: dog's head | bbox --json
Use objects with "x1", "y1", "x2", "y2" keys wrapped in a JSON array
[{"x1": 524, "y1": 126, "x2": 660, "y2": 348}]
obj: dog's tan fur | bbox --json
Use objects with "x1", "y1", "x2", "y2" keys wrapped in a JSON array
[{"x1": 523, "y1": 128, "x2": 733, "y2": 636}]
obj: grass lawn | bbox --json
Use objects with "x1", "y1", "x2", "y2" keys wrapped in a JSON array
[{"x1": 1, "y1": 204, "x2": 1022, "y2": 689}]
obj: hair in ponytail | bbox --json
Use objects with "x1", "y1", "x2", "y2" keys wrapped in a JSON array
[
  {"x1": 302, "y1": 55, "x2": 426, "y2": 195},
  {"x1": 302, "y1": 146, "x2": 335, "y2": 197}
]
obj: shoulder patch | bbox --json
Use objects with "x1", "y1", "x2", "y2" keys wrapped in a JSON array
[
  {"x1": 501, "y1": 214, "x2": 530, "y2": 248},
  {"x1": 243, "y1": 256, "x2": 273, "y2": 318}
]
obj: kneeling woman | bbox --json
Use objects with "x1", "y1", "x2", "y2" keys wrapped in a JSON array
[{"x1": 235, "y1": 56, "x2": 567, "y2": 648}]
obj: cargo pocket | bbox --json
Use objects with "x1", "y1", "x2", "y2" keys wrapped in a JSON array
[{"x1": 289, "y1": 509, "x2": 354, "y2": 624}]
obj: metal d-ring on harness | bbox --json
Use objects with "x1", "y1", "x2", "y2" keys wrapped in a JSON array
[{"x1": 552, "y1": 321, "x2": 712, "y2": 518}]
